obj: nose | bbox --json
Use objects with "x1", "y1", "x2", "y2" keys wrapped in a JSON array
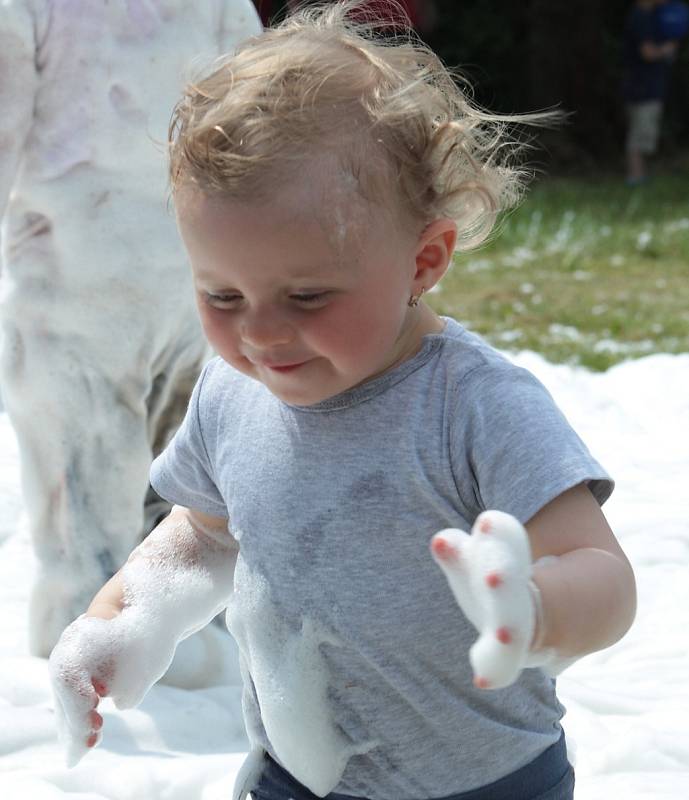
[{"x1": 240, "y1": 308, "x2": 293, "y2": 348}]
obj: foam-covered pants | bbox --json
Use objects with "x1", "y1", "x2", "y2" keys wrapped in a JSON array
[{"x1": 0, "y1": 220, "x2": 208, "y2": 656}]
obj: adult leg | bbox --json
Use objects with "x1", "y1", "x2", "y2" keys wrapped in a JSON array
[
  {"x1": 141, "y1": 334, "x2": 210, "y2": 534},
  {"x1": 1, "y1": 322, "x2": 150, "y2": 654},
  {"x1": 0, "y1": 255, "x2": 206, "y2": 656}
]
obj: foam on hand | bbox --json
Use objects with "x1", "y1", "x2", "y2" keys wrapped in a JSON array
[
  {"x1": 430, "y1": 510, "x2": 573, "y2": 690},
  {"x1": 226, "y1": 559, "x2": 372, "y2": 798},
  {"x1": 49, "y1": 512, "x2": 238, "y2": 767}
]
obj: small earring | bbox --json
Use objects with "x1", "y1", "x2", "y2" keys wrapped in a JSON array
[{"x1": 408, "y1": 287, "x2": 425, "y2": 307}]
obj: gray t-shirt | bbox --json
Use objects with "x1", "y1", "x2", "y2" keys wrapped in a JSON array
[{"x1": 150, "y1": 318, "x2": 613, "y2": 799}]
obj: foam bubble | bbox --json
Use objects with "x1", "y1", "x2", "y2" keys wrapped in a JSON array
[
  {"x1": 226, "y1": 559, "x2": 373, "y2": 796},
  {"x1": 49, "y1": 514, "x2": 238, "y2": 767}
]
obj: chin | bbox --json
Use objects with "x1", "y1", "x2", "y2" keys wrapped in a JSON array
[{"x1": 272, "y1": 388, "x2": 330, "y2": 407}]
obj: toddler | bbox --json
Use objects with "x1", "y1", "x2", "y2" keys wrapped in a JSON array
[{"x1": 49, "y1": 3, "x2": 637, "y2": 799}]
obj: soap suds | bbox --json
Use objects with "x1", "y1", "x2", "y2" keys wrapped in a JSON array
[{"x1": 226, "y1": 558, "x2": 373, "y2": 796}]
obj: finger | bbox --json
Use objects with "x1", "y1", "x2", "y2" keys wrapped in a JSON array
[
  {"x1": 86, "y1": 731, "x2": 102, "y2": 749},
  {"x1": 50, "y1": 661, "x2": 100, "y2": 766},
  {"x1": 49, "y1": 616, "x2": 118, "y2": 766},
  {"x1": 83, "y1": 709, "x2": 104, "y2": 751},
  {"x1": 430, "y1": 532, "x2": 463, "y2": 564},
  {"x1": 431, "y1": 528, "x2": 484, "y2": 631}
]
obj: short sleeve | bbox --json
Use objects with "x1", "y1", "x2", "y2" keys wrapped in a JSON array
[
  {"x1": 451, "y1": 363, "x2": 614, "y2": 525},
  {"x1": 149, "y1": 362, "x2": 228, "y2": 517}
]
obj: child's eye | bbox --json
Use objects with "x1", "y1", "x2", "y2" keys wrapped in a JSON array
[
  {"x1": 290, "y1": 292, "x2": 329, "y2": 306},
  {"x1": 205, "y1": 292, "x2": 242, "y2": 309}
]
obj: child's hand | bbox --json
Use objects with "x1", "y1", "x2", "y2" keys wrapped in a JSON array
[
  {"x1": 48, "y1": 508, "x2": 237, "y2": 767},
  {"x1": 430, "y1": 511, "x2": 571, "y2": 690},
  {"x1": 49, "y1": 611, "x2": 176, "y2": 767}
]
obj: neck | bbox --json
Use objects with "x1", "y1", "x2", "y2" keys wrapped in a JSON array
[{"x1": 392, "y1": 303, "x2": 443, "y2": 367}]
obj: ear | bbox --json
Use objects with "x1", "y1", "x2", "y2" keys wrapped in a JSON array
[{"x1": 411, "y1": 218, "x2": 458, "y2": 295}]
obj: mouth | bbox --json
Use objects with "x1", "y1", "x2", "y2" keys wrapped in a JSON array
[{"x1": 263, "y1": 361, "x2": 307, "y2": 373}]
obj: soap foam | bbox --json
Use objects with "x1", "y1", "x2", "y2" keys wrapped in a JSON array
[
  {"x1": 226, "y1": 558, "x2": 373, "y2": 797},
  {"x1": 49, "y1": 512, "x2": 238, "y2": 767},
  {"x1": 431, "y1": 510, "x2": 575, "y2": 690}
]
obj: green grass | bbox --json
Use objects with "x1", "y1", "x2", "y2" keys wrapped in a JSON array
[{"x1": 427, "y1": 173, "x2": 689, "y2": 370}]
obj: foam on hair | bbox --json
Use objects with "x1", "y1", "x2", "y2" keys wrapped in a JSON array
[{"x1": 169, "y1": 0, "x2": 552, "y2": 250}]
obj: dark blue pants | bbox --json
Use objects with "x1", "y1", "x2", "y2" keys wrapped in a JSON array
[{"x1": 251, "y1": 731, "x2": 575, "y2": 800}]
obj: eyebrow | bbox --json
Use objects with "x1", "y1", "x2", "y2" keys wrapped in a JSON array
[
  {"x1": 193, "y1": 270, "x2": 347, "y2": 290},
  {"x1": 194, "y1": 259, "x2": 346, "y2": 282}
]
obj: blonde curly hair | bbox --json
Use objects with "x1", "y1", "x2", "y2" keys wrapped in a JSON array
[{"x1": 169, "y1": 1, "x2": 549, "y2": 251}]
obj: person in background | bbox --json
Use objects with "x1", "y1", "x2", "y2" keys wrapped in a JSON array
[
  {"x1": 623, "y1": 0, "x2": 681, "y2": 185},
  {"x1": 0, "y1": 0, "x2": 261, "y2": 659}
]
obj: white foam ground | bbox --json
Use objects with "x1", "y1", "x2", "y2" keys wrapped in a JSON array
[{"x1": 1, "y1": 350, "x2": 688, "y2": 798}]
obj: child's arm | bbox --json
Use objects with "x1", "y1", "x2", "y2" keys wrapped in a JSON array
[
  {"x1": 431, "y1": 483, "x2": 636, "y2": 689},
  {"x1": 49, "y1": 505, "x2": 237, "y2": 766},
  {"x1": 526, "y1": 483, "x2": 636, "y2": 657},
  {"x1": 83, "y1": 506, "x2": 235, "y2": 620}
]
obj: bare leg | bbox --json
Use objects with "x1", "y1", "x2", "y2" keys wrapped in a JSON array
[{"x1": 626, "y1": 147, "x2": 646, "y2": 183}]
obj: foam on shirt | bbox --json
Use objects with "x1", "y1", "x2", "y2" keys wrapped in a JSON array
[{"x1": 226, "y1": 558, "x2": 373, "y2": 797}]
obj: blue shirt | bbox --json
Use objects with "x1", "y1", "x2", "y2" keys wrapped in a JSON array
[{"x1": 624, "y1": 5, "x2": 673, "y2": 102}]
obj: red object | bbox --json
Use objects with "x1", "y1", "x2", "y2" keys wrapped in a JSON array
[
  {"x1": 486, "y1": 572, "x2": 503, "y2": 589},
  {"x1": 431, "y1": 536, "x2": 459, "y2": 561},
  {"x1": 496, "y1": 627, "x2": 513, "y2": 645}
]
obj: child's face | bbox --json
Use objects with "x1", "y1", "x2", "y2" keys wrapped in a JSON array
[{"x1": 176, "y1": 182, "x2": 427, "y2": 406}]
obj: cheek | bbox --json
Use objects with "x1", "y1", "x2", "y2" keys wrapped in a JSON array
[
  {"x1": 198, "y1": 307, "x2": 236, "y2": 353},
  {"x1": 313, "y1": 296, "x2": 405, "y2": 363},
  {"x1": 197, "y1": 304, "x2": 217, "y2": 338}
]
